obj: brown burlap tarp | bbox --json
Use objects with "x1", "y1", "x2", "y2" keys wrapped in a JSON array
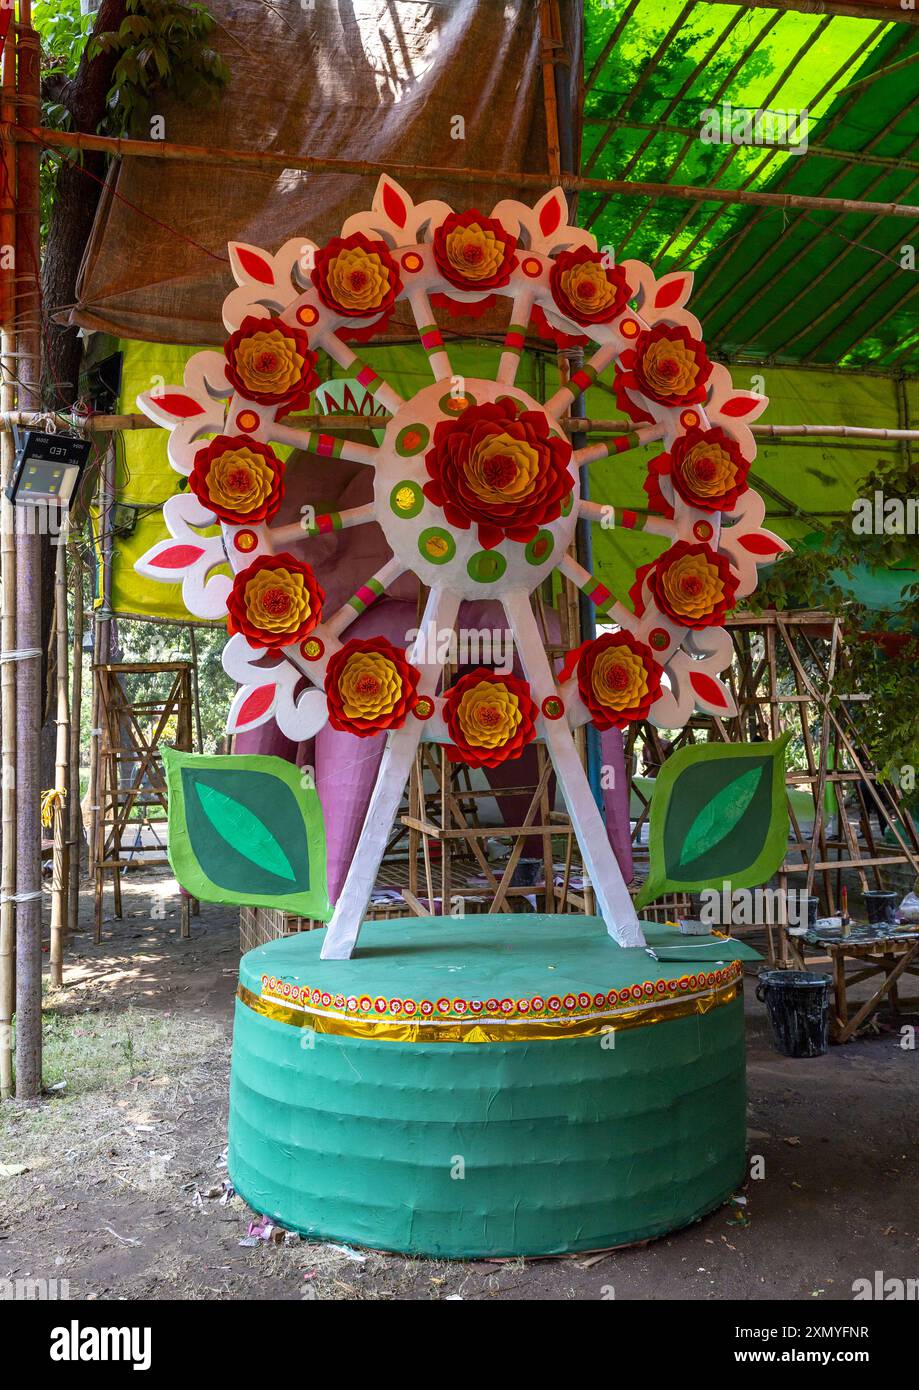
[{"x1": 69, "y1": 0, "x2": 581, "y2": 346}]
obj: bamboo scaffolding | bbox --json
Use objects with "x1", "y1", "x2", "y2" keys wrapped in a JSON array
[
  {"x1": 0, "y1": 35, "x2": 16, "y2": 1102},
  {"x1": 13, "y1": 4, "x2": 43, "y2": 1100},
  {"x1": 49, "y1": 540, "x2": 68, "y2": 989},
  {"x1": 66, "y1": 543, "x2": 83, "y2": 944},
  {"x1": 5, "y1": 123, "x2": 919, "y2": 221}
]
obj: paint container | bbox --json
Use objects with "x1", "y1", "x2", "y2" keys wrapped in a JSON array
[
  {"x1": 863, "y1": 891, "x2": 898, "y2": 926},
  {"x1": 755, "y1": 970, "x2": 830, "y2": 1058}
]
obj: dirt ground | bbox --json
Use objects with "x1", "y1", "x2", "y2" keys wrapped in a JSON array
[{"x1": 1, "y1": 869, "x2": 916, "y2": 1302}]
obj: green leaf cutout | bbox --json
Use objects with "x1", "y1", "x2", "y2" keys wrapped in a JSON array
[
  {"x1": 194, "y1": 781, "x2": 296, "y2": 883},
  {"x1": 162, "y1": 748, "x2": 330, "y2": 920},
  {"x1": 678, "y1": 765, "x2": 764, "y2": 868},
  {"x1": 635, "y1": 733, "x2": 791, "y2": 910}
]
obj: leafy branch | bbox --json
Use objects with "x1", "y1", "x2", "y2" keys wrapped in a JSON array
[{"x1": 87, "y1": 0, "x2": 229, "y2": 138}]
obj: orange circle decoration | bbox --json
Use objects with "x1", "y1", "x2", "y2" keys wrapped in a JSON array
[
  {"x1": 442, "y1": 668, "x2": 537, "y2": 768},
  {"x1": 236, "y1": 410, "x2": 259, "y2": 432},
  {"x1": 522, "y1": 257, "x2": 543, "y2": 278},
  {"x1": 576, "y1": 631, "x2": 663, "y2": 731},
  {"x1": 234, "y1": 529, "x2": 258, "y2": 553},
  {"x1": 296, "y1": 305, "x2": 319, "y2": 327},
  {"x1": 188, "y1": 434, "x2": 284, "y2": 525},
  {"x1": 324, "y1": 637, "x2": 420, "y2": 737},
  {"x1": 226, "y1": 552, "x2": 325, "y2": 650},
  {"x1": 224, "y1": 315, "x2": 318, "y2": 412},
  {"x1": 639, "y1": 541, "x2": 738, "y2": 630},
  {"x1": 401, "y1": 251, "x2": 423, "y2": 273}
]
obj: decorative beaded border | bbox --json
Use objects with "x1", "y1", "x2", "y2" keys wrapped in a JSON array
[{"x1": 253, "y1": 960, "x2": 741, "y2": 1025}]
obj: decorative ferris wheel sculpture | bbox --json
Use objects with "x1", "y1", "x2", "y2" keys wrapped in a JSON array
[{"x1": 136, "y1": 176, "x2": 789, "y2": 960}]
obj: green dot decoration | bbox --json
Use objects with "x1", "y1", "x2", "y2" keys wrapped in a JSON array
[
  {"x1": 525, "y1": 530, "x2": 554, "y2": 566},
  {"x1": 561, "y1": 492, "x2": 574, "y2": 516},
  {"x1": 418, "y1": 527, "x2": 456, "y2": 565},
  {"x1": 466, "y1": 550, "x2": 507, "y2": 584},
  {"x1": 390, "y1": 480, "x2": 424, "y2": 519},
  {"x1": 395, "y1": 423, "x2": 430, "y2": 457}
]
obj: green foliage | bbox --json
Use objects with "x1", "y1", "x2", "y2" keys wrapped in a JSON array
[
  {"x1": 749, "y1": 452, "x2": 919, "y2": 806},
  {"x1": 87, "y1": 0, "x2": 229, "y2": 138}
]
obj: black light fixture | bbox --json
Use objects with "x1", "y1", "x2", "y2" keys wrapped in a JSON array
[{"x1": 5, "y1": 431, "x2": 92, "y2": 511}]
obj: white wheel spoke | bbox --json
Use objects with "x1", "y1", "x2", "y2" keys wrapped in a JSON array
[
  {"x1": 406, "y1": 288, "x2": 453, "y2": 382},
  {"x1": 268, "y1": 421, "x2": 379, "y2": 467},
  {"x1": 502, "y1": 589, "x2": 644, "y2": 948},
  {"x1": 316, "y1": 329, "x2": 405, "y2": 413},
  {"x1": 321, "y1": 586, "x2": 461, "y2": 959},
  {"x1": 496, "y1": 287, "x2": 535, "y2": 386},
  {"x1": 544, "y1": 343, "x2": 618, "y2": 418},
  {"x1": 268, "y1": 503, "x2": 375, "y2": 548},
  {"x1": 325, "y1": 557, "x2": 407, "y2": 639}
]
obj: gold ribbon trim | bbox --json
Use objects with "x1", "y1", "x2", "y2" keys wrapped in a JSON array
[{"x1": 236, "y1": 980, "x2": 738, "y2": 1043}]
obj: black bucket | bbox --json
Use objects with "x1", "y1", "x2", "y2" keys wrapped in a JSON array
[
  {"x1": 863, "y1": 890, "x2": 898, "y2": 926},
  {"x1": 755, "y1": 970, "x2": 830, "y2": 1058}
]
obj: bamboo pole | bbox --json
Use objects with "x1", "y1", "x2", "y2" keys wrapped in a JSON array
[
  {"x1": 49, "y1": 540, "x2": 69, "y2": 989},
  {"x1": 703, "y1": 0, "x2": 918, "y2": 24},
  {"x1": 538, "y1": 0, "x2": 562, "y2": 180},
  {"x1": 5, "y1": 411, "x2": 919, "y2": 443},
  {"x1": 6, "y1": 122, "x2": 919, "y2": 220},
  {"x1": 13, "y1": 6, "x2": 43, "y2": 1099},
  {"x1": 66, "y1": 542, "x2": 83, "y2": 945},
  {"x1": 0, "y1": 30, "x2": 15, "y2": 1102}
]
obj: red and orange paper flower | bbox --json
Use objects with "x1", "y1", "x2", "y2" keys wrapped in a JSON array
[
  {"x1": 431, "y1": 210, "x2": 516, "y2": 316},
  {"x1": 227, "y1": 552, "x2": 324, "y2": 650},
  {"x1": 637, "y1": 540, "x2": 738, "y2": 629},
  {"x1": 423, "y1": 398, "x2": 573, "y2": 549},
  {"x1": 549, "y1": 246, "x2": 631, "y2": 328},
  {"x1": 324, "y1": 637, "x2": 420, "y2": 737},
  {"x1": 442, "y1": 669, "x2": 537, "y2": 768},
  {"x1": 224, "y1": 315, "x2": 318, "y2": 412},
  {"x1": 576, "y1": 631, "x2": 663, "y2": 730},
  {"x1": 615, "y1": 324, "x2": 712, "y2": 424},
  {"x1": 189, "y1": 435, "x2": 284, "y2": 525},
  {"x1": 646, "y1": 427, "x2": 750, "y2": 516},
  {"x1": 312, "y1": 232, "x2": 402, "y2": 331}
]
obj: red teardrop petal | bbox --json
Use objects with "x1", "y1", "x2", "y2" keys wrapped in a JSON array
[
  {"x1": 689, "y1": 671, "x2": 730, "y2": 709},
  {"x1": 149, "y1": 544, "x2": 204, "y2": 569},
  {"x1": 236, "y1": 684, "x2": 276, "y2": 725},
  {"x1": 236, "y1": 246, "x2": 274, "y2": 285},
  {"x1": 653, "y1": 277, "x2": 688, "y2": 309},
  {"x1": 382, "y1": 180, "x2": 407, "y2": 228},
  {"x1": 152, "y1": 393, "x2": 206, "y2": 418}
]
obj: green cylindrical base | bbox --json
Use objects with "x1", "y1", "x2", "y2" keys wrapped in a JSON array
[{"x1": 229, "y1": 916, "x2": 751, "y2": 1259}]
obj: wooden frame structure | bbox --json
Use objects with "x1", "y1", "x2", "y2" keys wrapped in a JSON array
[{"x1": 93, "y1": 661, "x2": 197, "y2": 940}]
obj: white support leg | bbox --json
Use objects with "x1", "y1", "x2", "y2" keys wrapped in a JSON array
[
  {"x1": 502, "y1": 589, "x2": 645, "y2": 949},
  {"x1": 320, "y1": 586, "x2": 460, "y2": 960}
]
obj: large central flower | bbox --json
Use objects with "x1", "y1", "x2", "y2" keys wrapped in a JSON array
[
  {"x1": 324, "y1": 637, "x2": 420, "y2": 736},
  {"x1": 189, "y1": 435, "x2": 284, "y2": 524},
  {"x1": 227, "y1": 553, "x2": 324, "y2": 650},
  {"x1": 423, "y1": 398, "x2": 573, "y2": 549},
  {"x1": 443, "y1": 669, "x2": 537, "y2": 768},
  {"x1": 224, "y1": 315, "x2": 318, "y2": 413}
]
